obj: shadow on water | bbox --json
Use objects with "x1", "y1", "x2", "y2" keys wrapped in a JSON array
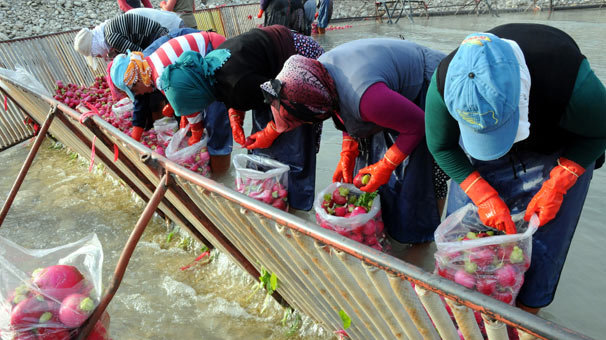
[{"x1": 1, "y1": 8, "x2": 605, "y2": 338}]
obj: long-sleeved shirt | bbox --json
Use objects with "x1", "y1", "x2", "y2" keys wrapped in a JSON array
[
  {"x1": 104, "y1": 13, "x2": 168, "y2": 54},
  {"x1": 425, "y1": 59, "x2": 606, "y2": 183}
]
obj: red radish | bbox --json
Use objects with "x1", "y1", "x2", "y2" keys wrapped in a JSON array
[
  {"x1": 362, "y1": 221, "x2": 376, "y2": 236},
  {"x1": 350, "y1": 206, "x2": 367, "y2": 217},
  {"x1": 374, "y1": 220, "x2": 384, "y2": 234},
  {"x1": 365, "y1": 233, "x2": 378, "y2": 246},
  {"x1": 496, "y1": 244, "x2": 515, "y2": 260},
  {"x1": 494, "y1": 289, "x2": 513, "y2": 304},
  {"x1": 271, "y1": 199, "x2": 287, "y2": 211},
  {"x1": 32, "y1": 265, "x2": 85, "y2": 301},
  {"x1": 59, "y1": 294, "x2": 95, "y2": 328},
  {"x1": 353, "y1": 173, "x2": 371, "y2": 188},
  {"x1": 454, "y1": 269, "x2": 476, "y2": 289},
  {"x1": 349, "y1": 233, "x2": 363, "y2": 243},
  {"x1": 85, "y1": 320, "x2": 109, "y2": 340},
  {"x1": 332, "y1": 187, "x2": 349, "y2": 205},
  {"x1": 36, "y1": 327, "x2": 71, "y2": 340},
  {"x1": 495, "y1": 265, "x2": 517, "y2": 287},
  {"x1": 476, "y1": 277, "x2": 497, "y2": 296},
  {"x1": 436, "y1": 265, "x2": 455, "y2": 280},
  {"x1": 13, "y1": 331, "x2": 38, "y2": 340},
  {"x1": 334, "y1": 206, "x2": 346, "y2": 217},
  {"x1": 469, "y1": 247, "x2": 495, "y2": 267},
  {"x1": 10, "y1": 295, "x2": 50, "y2": 328}
]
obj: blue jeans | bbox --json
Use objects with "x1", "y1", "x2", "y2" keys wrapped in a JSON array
[{"x1": 447, "y1": 150, "x2": 594, "y2": 307}]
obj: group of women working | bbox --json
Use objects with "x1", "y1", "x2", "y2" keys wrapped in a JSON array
[{"x1": 76, "y1": 16, "x2": 606, "y2": 315}]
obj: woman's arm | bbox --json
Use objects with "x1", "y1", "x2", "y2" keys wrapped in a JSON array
[
  {"x1": 424, "y1": 73, "x2": 474, "y2": 183},
  {"x1": 359, "y1": 82, "x2": 424, "y2": 155},
  {"x1": 161, "y1": 0, "x2": 176, "y2": 11}
]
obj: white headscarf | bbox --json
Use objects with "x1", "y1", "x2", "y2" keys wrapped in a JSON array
[{"x1": 503, "y1": 38, "x2": 531, "y2": 143}]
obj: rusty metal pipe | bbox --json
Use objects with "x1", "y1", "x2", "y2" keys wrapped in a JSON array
[
  {"x1": 0, "y1": 106, "x2": 56, "y2": 226},
  {"x1": 76, "y1": 174, "x2": 169, "y2": 340}
]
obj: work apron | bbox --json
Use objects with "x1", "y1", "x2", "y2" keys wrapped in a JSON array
[
  {"x1": 355, "y1": 132, "x2": 441, "y2": 244},
  {"x1": 250, "y1": 106, "x2": 319, "y2": 211},
  {"x1": 446, "y1": 149, "x2": 594, "y2": 307}
]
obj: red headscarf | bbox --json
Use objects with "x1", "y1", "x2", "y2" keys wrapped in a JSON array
[{"x1": 260, "y1": 55, "x2": 338, "y2": 132}]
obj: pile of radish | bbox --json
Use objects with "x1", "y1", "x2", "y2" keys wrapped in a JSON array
[
  {"x1": 2, "y1": 265, "x2": 110, "y2": 340},
  {"x1": 53, "y1": 79, "x2": 211, "y2": 177}
]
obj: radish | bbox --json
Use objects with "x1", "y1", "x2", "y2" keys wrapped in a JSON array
[
  {"x1": 468, "y1": 247, "x2": 495, "y2": 267},
  {"x1": 36, "y1": 327, "x2": 71, "y2": 340},
  {"x1": 332, "y1": 187, "x2": 349, "y2": 205},
  {"x1": 476, "y1": 277, "x2": 497, "y2": 296},
  {"x1": 32, "y1": 265, "x2": 85, "y2": 301},
  {"x1": 334, "y1": 206, "x2": 347, "y2": 217},
  {"x1": 10, "y1": 295, "x2": 50, "y2": 328},
  {"x1": 59, "y1": 294, "x2": 95, "y2": 328},
  {"x1": 495, "y1": 265, "x2": 517, "y2": 287},
  {"x1": 454, "y1": 269, "x2": 476, "y2": 289},
  {"x1": 85, "y1": 320, "x2": 109, "y2": 340},
  {"x1": 494, "y1": 289, "x2": 513, "y2": 304},
  {"x1": 362, "y1": 220, "x2": 376, "y2": 236}
]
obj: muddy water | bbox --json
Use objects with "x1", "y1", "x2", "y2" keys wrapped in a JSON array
[{"x1": 1, "y1": 8, "x2": 606, "y2": 339}]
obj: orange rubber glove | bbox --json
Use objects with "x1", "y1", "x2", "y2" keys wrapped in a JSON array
[
  {"x1": 180, "y1": 115, "x2": 188, "y2": 129},
  {"x1": 131, "y1": 126, "x2": 144, "y2": 142},
  {"x1": 228, "y1": 108, "x2": 246, "y2": 146},
  {"x1": 162, "y1": 104, "x2": 174, "y2": 117},
  {"x1": 332, "y1": 136, "x2": 359, "y2": 183},
  {"x1": 462, "y1": 171, "x2": 516, "y2": 234},
  {"x1": 257, "y1": 9, "x2": 264, "y2": 18},
  {"x1": 245, "y1": 121, "x2": 280, "y2": 149},
  {"x1": 315, "y1": 12, "x2": 319, "y2": 19},
  {"x1": 355, "y1": 144, "x2": 407, "y2": 193},
  {"x1": 524, "y1": 157, "x2": 585, "y2": 226},
  {"x1": 188, "y1": 121, "x2": 204, "y2": 146}
]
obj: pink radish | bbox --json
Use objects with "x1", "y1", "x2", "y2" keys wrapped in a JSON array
[
  {"x1": 32, "y1": 265, "x2": 85, "y2": 301},
  {"x1": 59, "y1": 293, "x2": 95, "y2": 328}
]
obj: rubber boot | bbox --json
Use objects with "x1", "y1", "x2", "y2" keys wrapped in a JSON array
[
  {"x1": 188, "y1": 121, "x2": 204, "y2": 146},
  {"x1": 318, "y1": 27, "x2": 326, "y2": 34},
  {"x1": 180, "y1": 115, "x2": 188, "y2": 129}
]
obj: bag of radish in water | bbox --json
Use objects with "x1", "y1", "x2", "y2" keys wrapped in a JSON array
[
  {"x1": 233, "y1": 154, "x2": 290, "y2": 211},
  {"x1": 0, "y1": 234, "x2": 111, "y2": 340},
  {"x1": 314, "y1": 183, "x2": 388, "y2": 252},
  {"x1": 434, "y1": 204, "x2": 538, "y2": 304}
]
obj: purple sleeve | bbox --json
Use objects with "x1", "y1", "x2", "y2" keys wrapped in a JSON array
[{"x1": 359, "y1": 82, "x2": 425, "y2": 154}]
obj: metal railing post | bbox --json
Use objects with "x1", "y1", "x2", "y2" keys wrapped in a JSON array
[
  {"x1": 0, "y1": 106, "x2": 57, "y2": 226},
  {"x1": 75, "y1": 173, "x2": 169, "y2": 340}
]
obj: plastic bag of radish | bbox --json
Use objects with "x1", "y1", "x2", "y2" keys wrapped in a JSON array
[
  {"x1": 0, "y1": 234, "x2": 111, "y2": 340},
  {"x1": 165, "y1": 125, "x2": 211, "y2": 177},
  {"x1": 314, "y1": 183, "x2": 388, "y2": 251},
  {"x1": 152, "y1": 117, "x2": 178, "y2": 146},
  {"x1": 233, "y1": 154, "x2": 289, "y2": 211},
  {"x1": 434, "y1": 204, "x2": 538, "y2": 305}
]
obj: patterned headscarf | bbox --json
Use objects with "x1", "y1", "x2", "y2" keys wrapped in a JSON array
[
  {"x1": 123, "y1": 51, "x2": 152, "y2": 88},
  {"x1": 260, "y1": 55, "x2": 337, "y2": 132}
]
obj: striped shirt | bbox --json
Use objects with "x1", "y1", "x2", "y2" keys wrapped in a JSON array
[
  {"x1": 146, "y1": 32, "x2": 226, "y2": 89},
  {"x1": 104, "y1": 13, "x2": 169, "y2": 54}
]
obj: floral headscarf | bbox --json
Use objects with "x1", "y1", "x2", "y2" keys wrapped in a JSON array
[{"x1": 260, "y1": 55, "x2": 337, "y2": 132}]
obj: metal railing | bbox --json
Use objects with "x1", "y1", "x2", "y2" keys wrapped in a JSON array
[{"x1": 0, "y1": 5, "x2": 597, "y2": 340}]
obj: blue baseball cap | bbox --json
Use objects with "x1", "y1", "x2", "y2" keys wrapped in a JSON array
[
  {"x1": 110, "y1": 53, "x2": 135, "y2": 102},
  {"x1": 444, "y1": 33, "x2": 520, "y2": 161}
]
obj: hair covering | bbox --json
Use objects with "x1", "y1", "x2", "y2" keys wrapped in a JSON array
[
  {"x1": 444, "y1": 33, "x2": 520, "y2": 161},
  {"x1": 261, "y1": 55, "x2": 339, "y2": 133},
  {"x1": 160, "y1": 49, "x2": 231, "y2": 117},
  {"x1": 110, "y1": 51, "x2": 151, "y2": 101},
  {"x1": 74, "y1": 25, "x2": 109, "y2": 70},
  {"x1": 260, "y1": 55, "x2": 336, "y2": 132},
  {"x1": 105, "y1": 61, "x2": 126, "y2": 102}
]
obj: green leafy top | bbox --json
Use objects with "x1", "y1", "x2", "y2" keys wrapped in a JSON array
[
  {"x1": 339, "y1": 309, "x2": 351, "y2": 330},
  {"x1": 354, "y1": 191, "x2": 377, "y2": 211}
]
